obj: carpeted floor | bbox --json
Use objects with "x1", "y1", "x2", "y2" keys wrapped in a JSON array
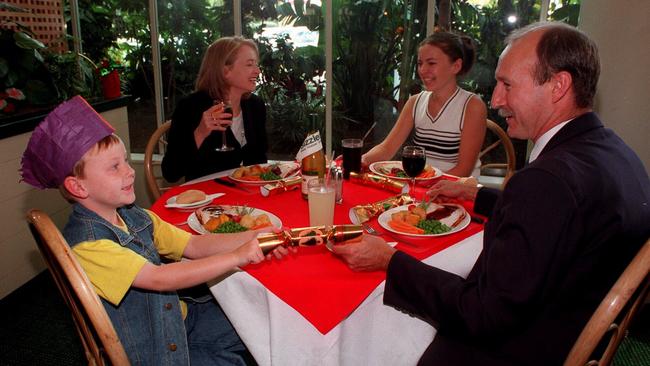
[
  {"x1": 0, "y1": 272, "x2": 84, "y2": 365},
  {"x1": 1, "y1": 271, "x2": 649, "y2": 365}
]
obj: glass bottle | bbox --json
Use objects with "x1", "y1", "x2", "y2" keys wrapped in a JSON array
[{"x1": 297, "y1": 114, "x2": 326, "y2": 199}]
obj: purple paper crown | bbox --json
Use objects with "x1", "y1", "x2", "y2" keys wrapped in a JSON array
[{"x1": 20, "y1": 96, "x2": 115, "y2": 189}]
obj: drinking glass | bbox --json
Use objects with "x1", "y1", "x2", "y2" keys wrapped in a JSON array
[
  {"x1": 401, "y1": 145, "x2": 426, "y2": 196},
  {"x1": 215, "y1": 100, "x2": 234, "y2": 152},
  {"x1": 342, "y1": 138, "x2": 363, "y2": 179},
  {"x1": 307, "y1": 178, "x2": 336, "y2": 226}
]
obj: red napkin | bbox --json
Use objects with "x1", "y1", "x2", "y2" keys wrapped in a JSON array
[{"x1": 151, "y1": 176, "x2": 483, "y2": 334}]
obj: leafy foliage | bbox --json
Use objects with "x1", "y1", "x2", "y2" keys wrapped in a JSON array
[
  {"x1": 64, "y1": 0, "x2": 117, "y2": 61},
  {"x1": 0, "y1": 28, "x2": 96, "y2": 112},
  {"x1": 332, "y1": 0, "x2": 428, "y2": 131},
  {"x1": 3, "y1": 0, "x2": 581, "y2": 157},
  {"x1": 256, "y1": 34, "x2": 325, "y2": 154}
]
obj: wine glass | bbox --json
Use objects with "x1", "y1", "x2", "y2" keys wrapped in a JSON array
[
  {"x1": 215, "y1": 100, "x2": 234, "y2": 152},
  {"x1": 401, "y1": 145, "x2": 426, "y2": 197}
]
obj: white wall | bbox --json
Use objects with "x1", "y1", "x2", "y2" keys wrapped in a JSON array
[
  {"x1": 579, "y1": 0, "x2": 650, "y2": 171},
  {"x1": 0, "y1": 107, "x2": 131, "y2": 298}
]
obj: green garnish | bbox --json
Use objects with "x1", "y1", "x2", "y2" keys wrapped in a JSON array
[
  {"x1": 260, "y1": 171, "x2": 282, "y2": 181},
  {"x1": 417, "y1": 199, "x2": 431, "y2": 210},
  {"x1": 213, "y1": 221, "x2": 248, "y2": 233},
  {"x1": 234, "y1": 206, "x2": 254, "y2": 216},
  {"x1": 416, "y1": 219, "x2": 451, "y2": 234},
  {"x1": 395, "y1": 170, "x2": 408, "y2": 178}
]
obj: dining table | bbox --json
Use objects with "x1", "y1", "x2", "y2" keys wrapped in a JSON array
[{"x1": 150, "y1": 162, "x2": 485, "y2": 366}]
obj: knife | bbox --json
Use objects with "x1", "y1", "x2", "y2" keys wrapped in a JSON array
[{"x1": 213, "y1": 178, "x2": 253, "y2": 193}]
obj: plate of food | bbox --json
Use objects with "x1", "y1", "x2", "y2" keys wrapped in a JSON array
[
  {"x1": 187, "y1": 205, "x2": 282, "y2": 234},
  {"x1": 229, "y1": 162, "x2": 300, "y2": 185},
  {"x1": 377, "y1": 202, "x2": 470, "y2": 237},
  {"x1": 369, "y1": 161, "x2": 442, "y2": 181},
  {"x1": 165, "y1": 190, "x2": 224, "y2": 209}
]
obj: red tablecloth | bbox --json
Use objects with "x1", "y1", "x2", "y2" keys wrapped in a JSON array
[{"x1": 151, "y1": 177, "x2": 483, "y2": 334}]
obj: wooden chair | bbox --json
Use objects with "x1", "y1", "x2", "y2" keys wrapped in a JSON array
[
  {"x1": 26, "y1": 209, "x2": 130, "y2": 366},
  {"x1": 479, "y1": 119, "x2": 516, "y2": 189},
  {"x1": 144, "y1": 120, "x2": 173, "y2": 201},
  {"x1": 564, "y1": 239, "x2": 650, "y2": 366}
]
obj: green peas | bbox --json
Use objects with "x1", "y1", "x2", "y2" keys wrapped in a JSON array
[
  {"x1": 416, "y1": 219, "x2": 451, "y2": 234},
  {"x1": 213, "y1": 221, "x2": 248, "y2": 233}
]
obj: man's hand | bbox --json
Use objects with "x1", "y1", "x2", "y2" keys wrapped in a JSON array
[
  {"x1": 331, "y1": 235, "x2": 397, "y2": 272},
  {"x1": 426, "y1": 179, "x2": 479, "y2": 202}
]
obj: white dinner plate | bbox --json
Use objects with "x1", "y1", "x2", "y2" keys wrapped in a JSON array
[
  {"x1": 369, "y1": 161, "x2": 442, "y2": 181},
  {"x1": 229, "y1": 162, "x2": 300, "y2": 185},
  {"x1": 187, "y1": 205, "x2": 282, "y2": 234},
  {"x1": 165, "y1": 193, "x2": 225, "y2": 209},
  {"x1": 349, "y1": 208, "x2": 360, "y2": 224},
  {"x1": 377, "y1": 203, "x2": 470, "y2": 237}
]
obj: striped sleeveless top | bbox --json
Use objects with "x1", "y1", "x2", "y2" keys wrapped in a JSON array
[{"x1": 412, "y1": 87, "x2": 481, "y2": 175}]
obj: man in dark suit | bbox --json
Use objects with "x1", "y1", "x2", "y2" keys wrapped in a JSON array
[{"x1": 332, "y1": 22, "x2": 650, "y2": 365}]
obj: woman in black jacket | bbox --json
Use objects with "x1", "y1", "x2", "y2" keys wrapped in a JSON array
[{"x1": 162, "y1": 37, "x2": 268, "y2": 182}]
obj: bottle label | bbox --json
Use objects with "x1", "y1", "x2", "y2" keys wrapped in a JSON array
[
  {"x1": 301, "y1": 175, "x2": 319, "y2": 196},
  {"x1": 296, "y1": 131, "x2": 323, "y2": 161}
]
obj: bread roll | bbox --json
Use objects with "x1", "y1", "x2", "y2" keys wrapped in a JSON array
[{"x1": 176, "y1": 189, "x2": 206, "y2": 204}]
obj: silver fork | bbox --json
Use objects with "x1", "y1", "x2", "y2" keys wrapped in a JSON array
[{"x1": 362, "y1": 223, "x2": 380, "y2": 235}]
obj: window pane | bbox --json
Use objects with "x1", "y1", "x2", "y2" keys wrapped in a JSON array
[
  {"x1": 332, "y1": 0, "x2": 428, "y2": 157},
  {"x1": 87, "y1": 0, "x2": 231, "y2": 153},
  {"x1": 452, "y1": 0, "x2": 581, "y2": 169},
  {"x1": 547, "y1": 0, "x2": 581, "y2": 24},
  {"x1": 244, "y1": 0, "x2": 326, "y2": 160}
]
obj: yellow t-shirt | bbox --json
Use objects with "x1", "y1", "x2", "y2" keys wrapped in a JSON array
[{"x1": 72, "y1": 210, "x2": 191, "y2": 309}]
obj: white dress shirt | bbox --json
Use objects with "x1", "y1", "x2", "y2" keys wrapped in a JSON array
[
  {"x1": 230, "y1": 113, "x2": 247, "y2": 147},
  {"x1": 528, "y1": 119, "x2": 572, "y2": 162}
]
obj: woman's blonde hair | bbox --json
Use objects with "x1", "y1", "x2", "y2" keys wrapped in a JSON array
[{"x1": 195, "y1": 36, "x2": 259, "y2": 101}]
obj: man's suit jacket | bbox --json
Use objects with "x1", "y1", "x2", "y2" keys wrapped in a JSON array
[{"x1": 384, "y1": 112, "x2": 650, "y2": 365}]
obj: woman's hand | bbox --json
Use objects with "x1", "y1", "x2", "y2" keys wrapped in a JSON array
[
  {"x1": 201, "y1": 103, "x2": 232, "y2": 132},
  {"x1": 194, "y1": 103, "x2": 233, "y2": 147},
  {"x1": 426, "y1": 179, "x2": 478, "y2": 202}
]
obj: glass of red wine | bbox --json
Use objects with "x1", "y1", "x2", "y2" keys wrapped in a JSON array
[
  {"x1": 215, "y1": 100, "x2": 234, "y2": 152},
  {"x1": 401, "y1": 145, "x2": 426, "y2": 197}
]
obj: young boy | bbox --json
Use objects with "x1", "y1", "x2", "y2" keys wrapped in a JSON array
[{"x1": 21, "y1": 96, "x2": 281, "y2": 365}]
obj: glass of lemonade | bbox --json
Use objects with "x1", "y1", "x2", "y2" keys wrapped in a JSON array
[{"x1": 308, "y1": 178, "x2": 336, "y2": 226}]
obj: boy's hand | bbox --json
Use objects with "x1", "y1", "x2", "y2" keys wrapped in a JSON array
[
  {"x1": 233, "y1": 239, "x2": 265, "y2": 266},
  {"x1": 266, "y1": 245, "x2": 297, "y2": 260}
]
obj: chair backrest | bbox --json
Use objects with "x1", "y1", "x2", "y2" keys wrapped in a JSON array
[
  {"x1": 144, "y1": 121, "x2": 172, "y2": 201},
  {"x1": 479, "y1": 119, "x2": 516, "y2": 188},
  {"x1": 564, "y1": 238, "x2": 650, "y2": 366},
  {"x1": 26, "y1": 209, "x2": 130, "y2": 366}
]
